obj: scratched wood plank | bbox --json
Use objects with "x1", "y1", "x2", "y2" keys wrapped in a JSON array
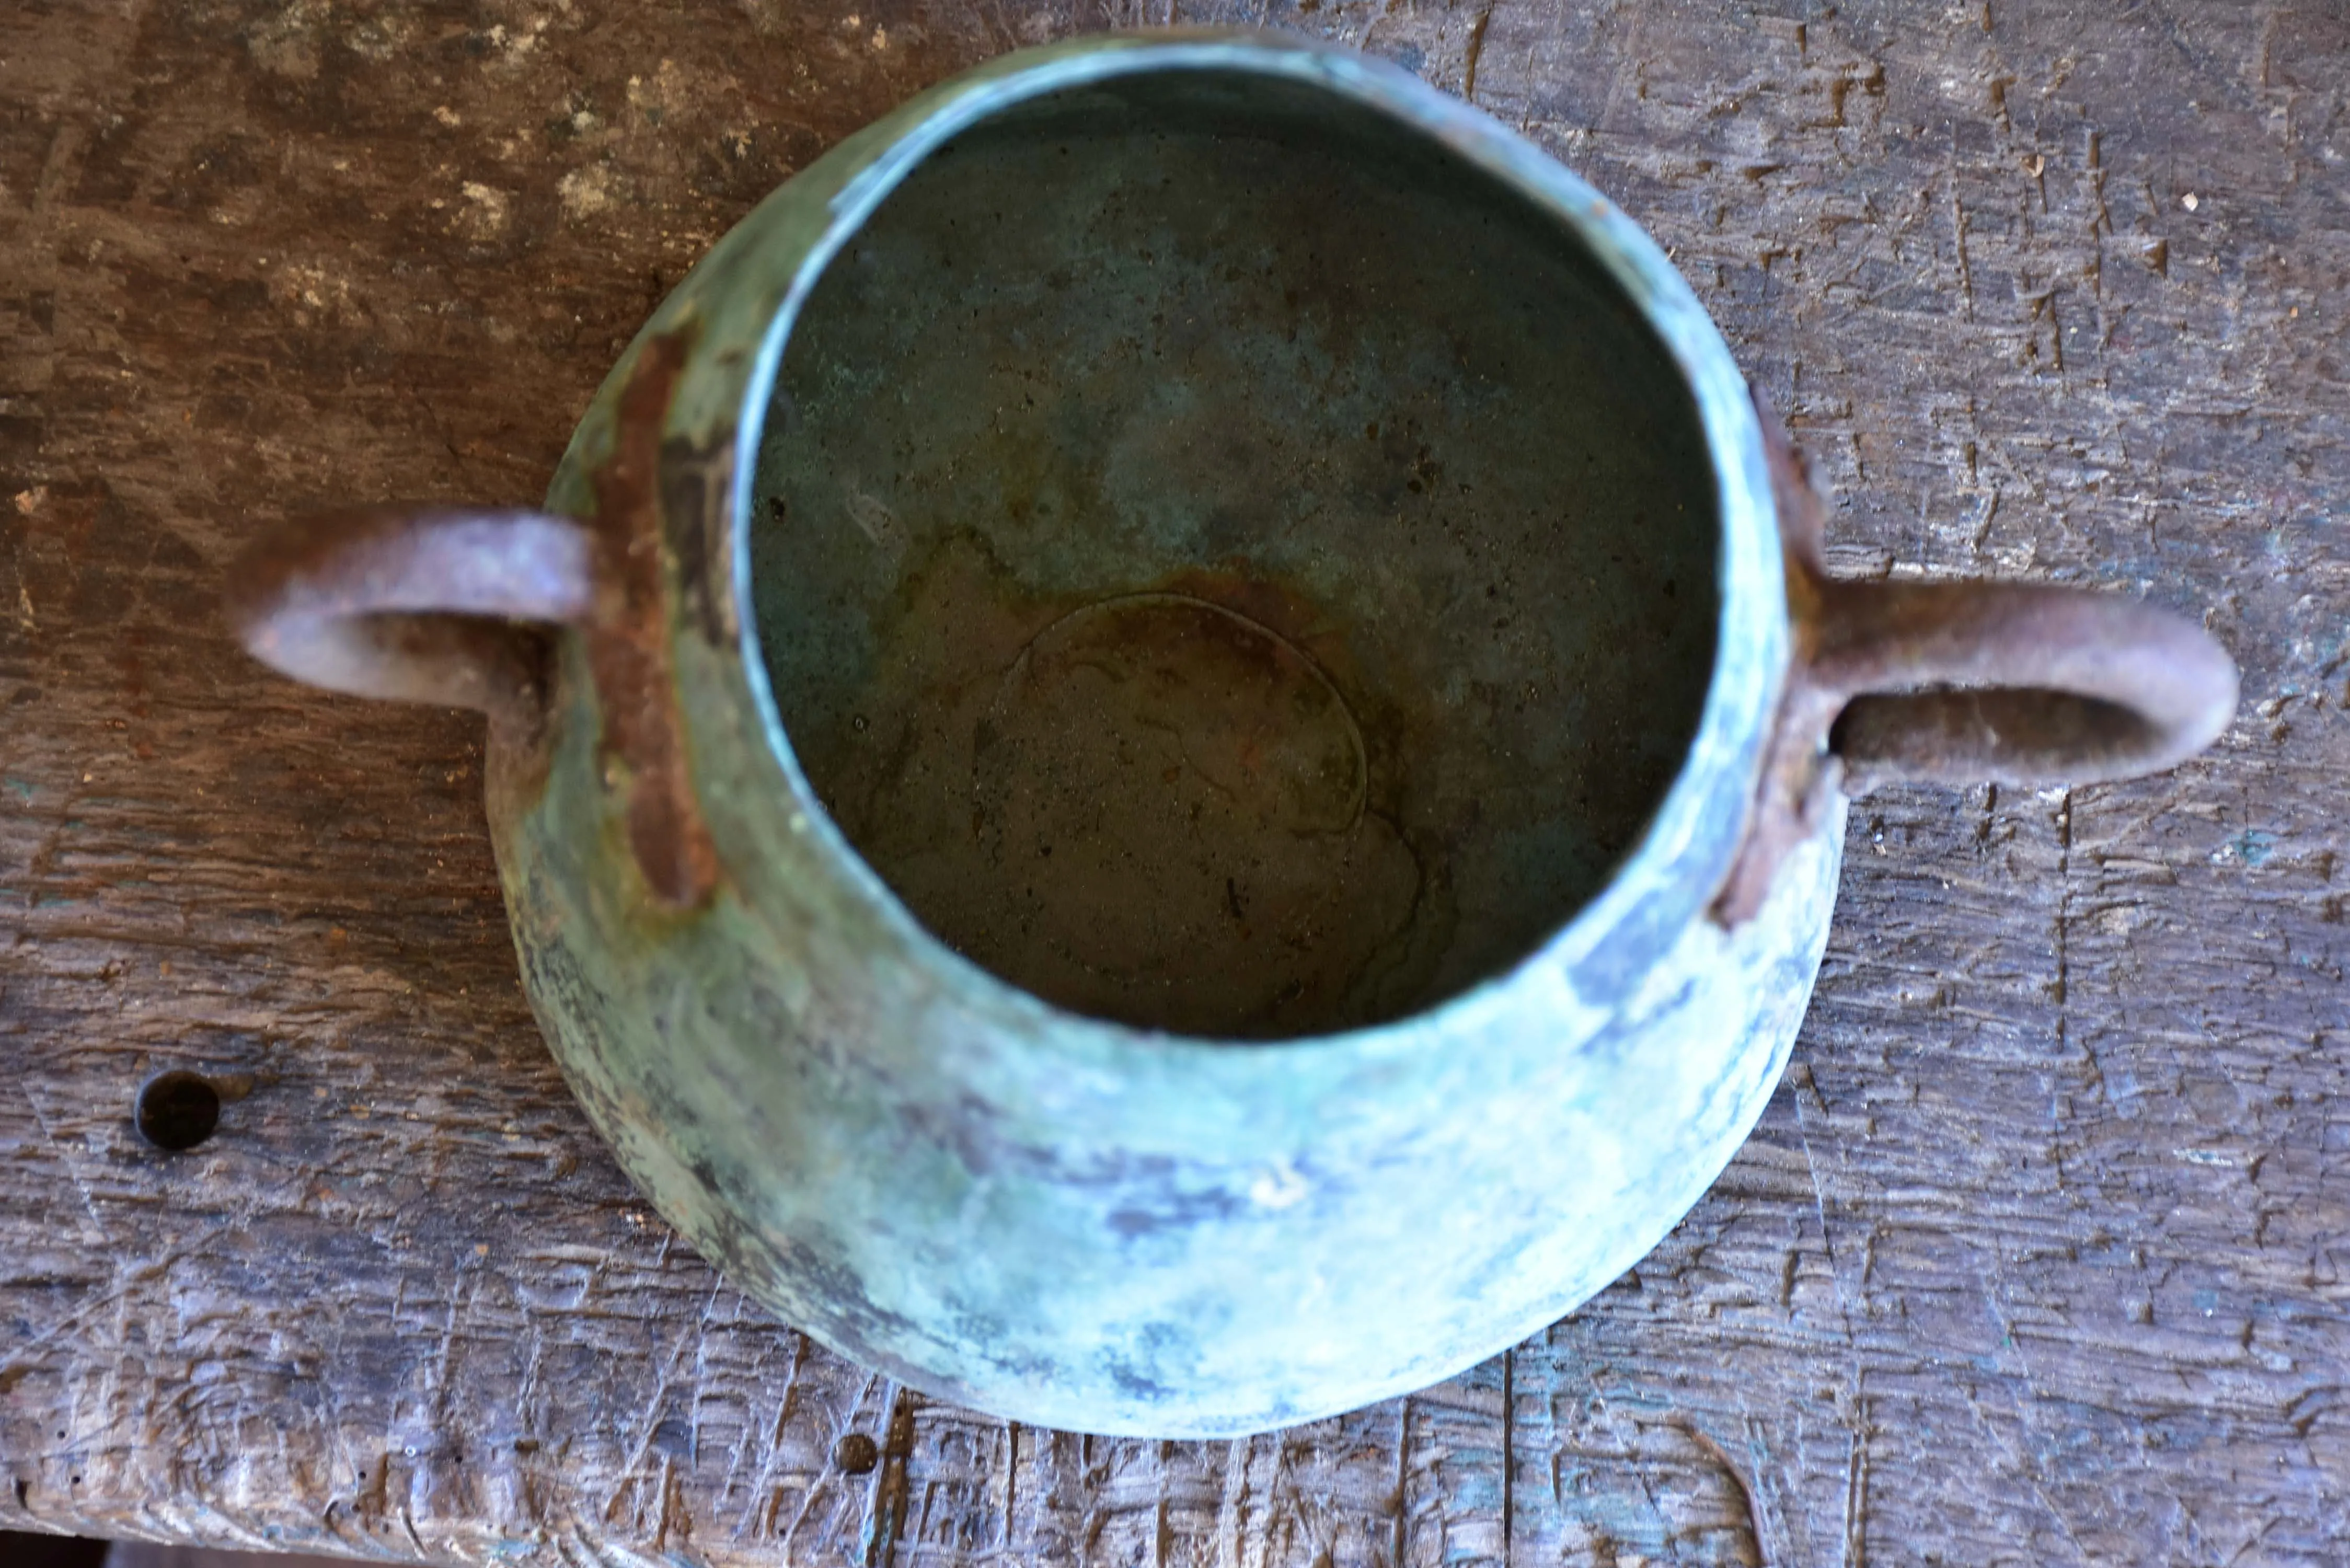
[{"x1": 3, "y1": 0, "x2": 2346, "y2": 1564}]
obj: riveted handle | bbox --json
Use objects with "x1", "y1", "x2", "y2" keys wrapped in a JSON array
[
  {"x1": 225, "y1": 505, "x2": 597, "y2": 743},
  {"x1": 1715, "y1": 407, "x2": 2238, "y2": 923},
  {"x1": 227, "y1": 501, "x2": 719, "y2": 908}
]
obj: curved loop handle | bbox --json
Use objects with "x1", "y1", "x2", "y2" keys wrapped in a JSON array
[
  {"x1": 227, "y1": 503, "x2": 719, "y2": 907},
  {"x1": 226, "y1": 506, "x2": 598, "y2": 741},
  {"x1": 1717, "y1": 405, "x2": 2239, "y2": 924},
  {"x1": 230, "y1": 335, "x2": 724, "y2": 906},
  {"x1": 1814, "y1": 578, "x2": 2238, "y2": 791}
]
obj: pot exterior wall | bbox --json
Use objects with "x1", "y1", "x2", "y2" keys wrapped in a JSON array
[
  {"x1": 479, "y1": 31, "x2": 1815, "y2": 1439},
  {"x1": 490, "y1": 632, "x2": 1840, "y2": 1435}
]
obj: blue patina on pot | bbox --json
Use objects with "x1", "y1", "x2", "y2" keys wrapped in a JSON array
[{"x1": 231, "y1": 31, "x2": 2235, "y2": 1437}]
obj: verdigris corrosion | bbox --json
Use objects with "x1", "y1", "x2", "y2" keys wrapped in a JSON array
[{"x1": 229, "y1": 32, "x2": 2234, "y2": 1436}]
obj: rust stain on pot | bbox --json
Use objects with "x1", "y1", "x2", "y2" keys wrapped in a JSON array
[{"x1": 586, "y1": 328, "x2": 721, "y2": 908}]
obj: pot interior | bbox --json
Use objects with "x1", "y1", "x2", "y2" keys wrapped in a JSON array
[{"x1": 747, "y1": 65, "x2": 1720, "y2": 1041}]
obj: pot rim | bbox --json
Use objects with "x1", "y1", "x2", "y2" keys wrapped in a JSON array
[{"x1": 724, "y1": 29, "x2": 1789, "y2": 1053}]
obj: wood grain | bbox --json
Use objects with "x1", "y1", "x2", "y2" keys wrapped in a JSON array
[{"x1": 3, "y1": 0, "x2": 2345, "y2": 1562}]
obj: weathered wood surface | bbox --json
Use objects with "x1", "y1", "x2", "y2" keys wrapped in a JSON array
[{"x1": 2, "y1": 0, "x2": 2345, "y2": 1562}]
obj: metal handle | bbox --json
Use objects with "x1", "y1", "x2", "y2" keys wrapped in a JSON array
[
  {"x1": 226, "y1": 332, "x2": 715, "y2": 907},
  {"x1": 1715, "y1": 406, "x2": 2238, "y2": 923},
  {"x1": 225, "y1": 505, "x2": 598, "y2": 741},
  {"x1": 1813, "y1": 577, "x2": 2236, "y2": 790},
  {"x1": 226, "y1": 501, "x2": 719, "y2": 908}
]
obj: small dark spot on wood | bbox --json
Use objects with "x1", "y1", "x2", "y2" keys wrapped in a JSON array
[
  {"x1": 832, "y1": 1432, "x2": 879, "y2": 1474},
  {"x1": 135, "y1": 1071, "x2": 220, "y2": 1152}
]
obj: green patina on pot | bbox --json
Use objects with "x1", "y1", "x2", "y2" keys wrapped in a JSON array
[{"x1": 231, "y1": 30, "x2": 2237, "y2": 1437}]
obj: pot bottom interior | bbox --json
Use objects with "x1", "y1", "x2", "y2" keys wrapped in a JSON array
[{"x1": 747, "y1": 66, "x2": 1721, "y2": 1040}]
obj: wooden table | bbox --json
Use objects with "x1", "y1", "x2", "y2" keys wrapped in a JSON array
[{"x1": 4, "y1": 1, "x2": 2344, "y2": 1562}]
